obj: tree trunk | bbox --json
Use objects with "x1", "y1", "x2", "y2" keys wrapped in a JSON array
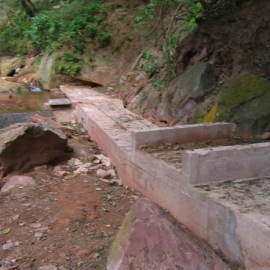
[{"x1": 20, "y1": 0, "x2": 35, "y2": 17}]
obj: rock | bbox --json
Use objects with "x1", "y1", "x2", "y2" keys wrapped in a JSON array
[
  {"x1": 108, "y1": 198, "x2": 231, "y2": 270},
  {"x1": 53, "y1": 166, "x2": 67, "y2": 177},
  {"x1": 96, "y1": 169, "x2": 111, "y2": 179},
  {"x1": 37, "y1": 52, "x2": 60, "y2": 90},
  {"x1": 157, "y1": 62, "x2": 216, "y2": 124},
  {"x1": 0, "y1": 78, "x2": 29, "y2": 92},
  {"x1": 30, "y1": 114, "x2": 74, "y2": 134},
  {"x1": 74, "y1": 166, "x2": 88, "y2": 175},
  {"x1": 34, "y1": 232, "x2": 43, "y2": 238},
  {"x1": 0, "y1": 56, "x2": 24, "y2": 76},
  {"x1": 95, "y1": 154, "x2": 111, "y2": 167},
  {"x1": 80, "y1": 59, "x2": 113, "y2": 86},
  {"x1": 50, "y1": 88, "x2": 66, "y2": 98},
  {"x1": 67, "y1": 158, "x2": 82, "y2": 167},
  {"x1": 1, "y1": 175, "x2": 36, "y2": 193},
  {"x1": 38, "y1": 265, "x2": 57, "y2": 270},
  {"x1": 0, "y1": 123, "x2": 67, "y2": 175},
  {"x1": 108, "y1": 169, "x2": 116, "y2": 178},
  {"x1": 205, "y1": 75, "x2": 270, "y2": 135},
  {"x1": 29, "y1": 223, "x2": 42, "y2": 229},
  {"x1": 34, "y1": 165, "x2": 48, "y2": 171},
  {"x1": 2, "y1": 242, "x2": 14, "y2": 250},
  {"x1": 261, "y1": 132, "x2": 270, "y2": 140},
  {"x1": 89, "y1": 164, "x2": 102, "y2": 170}
]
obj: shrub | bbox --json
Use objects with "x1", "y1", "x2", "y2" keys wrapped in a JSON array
[
  {"x1": 54, "y1": 53, "x2": 82, "y2": 76},
  {"x1": 98, "y1": 32, "x2": 111, "y2": 47}
]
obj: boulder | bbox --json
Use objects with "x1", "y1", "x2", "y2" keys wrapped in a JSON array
[
  {"x1": 37, "y1": 52, "x2": 104, "y2": 90},
  {"x1": 157, "y1": 62, "x2": 216, "y2": 124},
  {"x1": 1, "y1": 175, "x2": 36, "y2": 193},
  {"x1": 0, "y1": 78, "x2": 29, "y2": 92},
  {"x1": 0, "y1": 57, "x2": 24, "y2": 76},
  {"x1": 108, "y1": 198, "x2": 232, "y2": 270},
  {"x1": 0, "y1": 123, "x2": 67, "y2": 175},
  {"x1": 37, "y1": 52, "x2": 59, "y2": 90},
  {"x1": 204, "y1": 74, "x2": 270, "y2": 135}
]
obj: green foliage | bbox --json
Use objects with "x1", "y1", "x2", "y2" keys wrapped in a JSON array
[
  {"x1": 0, "y1": 12, "x2": 29, "y2": 56},
  {"x1": 54, "y1": 53, "x2": 82, "y2": 76},
  {"x1": 98, "y1": 32, "x2": 111, "y2": 47},
  {"x1": 0, "y1": 0, "x2": 113, "y2": 56},
  {"x1": 142, "y1": 51, "x2": 163, "y2": 78},
  {"x1": 135, "y1": 0, "x2": 203, "y2": 89},
  {"x1": 86, "y1": 23, "x2": 98, "y2": 38}
]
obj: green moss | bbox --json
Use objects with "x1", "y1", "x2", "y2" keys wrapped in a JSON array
[
  {"x1": 205, "y1": 74, "x2": 270, "y2": 135},
  {"x1": 204, "y1": 96, "x2": 219, "y2": 123},
  {"x1": 217, "y1": 75, "x2": 269, "y2": 121},
  {"x1": 107, "y1": 210, "x2": 135, "y2": 267}
]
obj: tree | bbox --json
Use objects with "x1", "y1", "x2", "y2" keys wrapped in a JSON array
[{"x1": 20, "y1": 0, "x2": 36, "y2": 17}]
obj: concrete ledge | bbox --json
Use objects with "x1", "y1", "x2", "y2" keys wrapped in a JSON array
[
  {"x1": 183, "y1": 143, "x2": 270, "y2": 185},
  {"x1": 132, "y1": 122, "x2": 235, "y2": 149}
]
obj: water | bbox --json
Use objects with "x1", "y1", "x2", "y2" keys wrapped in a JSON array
[
  {"x1": 0, "y1": 88, "x2": 53, "y2": 128},
  {"x1": 0, "y1": 90, "x2": 51, "y2": 113},
  {"x1": 0, "y1": 111, "x2": 53, "y2": 129}
]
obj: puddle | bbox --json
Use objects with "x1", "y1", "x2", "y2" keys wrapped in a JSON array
[{"x1": 0, "y1": 90, "x2": 51, "y2": 113}]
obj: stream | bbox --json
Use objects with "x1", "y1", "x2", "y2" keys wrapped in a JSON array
[{"x1": 0, "y1": 89, "x2": 52, "y2": 128}]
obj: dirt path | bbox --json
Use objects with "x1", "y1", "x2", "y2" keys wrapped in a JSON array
[{"x1": 0, "y1": 125, "x2": 138, "y2": 270}]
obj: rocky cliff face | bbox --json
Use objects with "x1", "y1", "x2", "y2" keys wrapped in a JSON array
[{"x1": 125, "y1": 0, "x2": 270, "y2": 136}]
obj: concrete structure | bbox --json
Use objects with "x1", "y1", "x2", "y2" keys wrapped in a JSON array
[
  {"x1": 60, "y1": 85, "x2": 270, "y2": 269},
  {"x1": 132, "y1": 123, "x2": 235, "y2": 149}
]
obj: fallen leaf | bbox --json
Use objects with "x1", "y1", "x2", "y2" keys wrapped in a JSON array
[{"x1": 1, "y1": 227, "x2": 11, "y2": 235}]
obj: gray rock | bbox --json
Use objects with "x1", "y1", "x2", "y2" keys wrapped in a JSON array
[
  {"x1": 1, "y1": 175, "x2": 36, "y2": 193},
  {"x1": 96, "y1": 169, "x2": 111, "y2": 179},
  {"x1": 34, "y1": 165, "x2": 48, "y2": 171},
  {"x1": 0, "y1": 123, "x2": 67, "y2": 175},
  {"x1": 2, "y1": 241, "x2": 14, "y2": 250},
  {"x1": 157, "y1": 62, "x2": 216, "y2": 124},
  {"x1": 0, "y1": 78, "x2": 29, "y2": 92},
  {"x1": 261, "y1": 132, "x2": 270, "y2": 140},
  {"x1": 0, "y1": 56, "x2": 24, "y2": 76},
  {"x1": 108, "y1": 198, "x2": 231, "y2": 270},
  {"x1": 53, "y1": 166, "x2": 67, "y2": 177}
]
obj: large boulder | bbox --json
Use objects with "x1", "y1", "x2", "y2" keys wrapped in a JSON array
[
  {"x1": 37, "y1": 52, "x2": 105, "y2": 90},
  {"x1": 0, "y1": 123, "x2": 67, "y2": 175},
  {"x1": 37, "y1": 52, "x2": 59, "y2": 90},
  {"x1": 156, "y1": 62, "x2": 216, "y2": 124},
  {"x1": 204, "y1": 74, "x2": 270, "y2": 135},
  {"x1": 107, "y1": 198, "x2": 232, "y2": 270},
  {"x1": 0, "y1": 78, "x2": 29, "y2": 92},
  {"x1": 0, "y1": 57, "x2": 24, "y2": 77}
]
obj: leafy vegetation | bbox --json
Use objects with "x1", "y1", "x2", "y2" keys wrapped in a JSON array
[
  {"x1": 54, "y1": 53, "x2": 82, "y2": 76},
  {"x1": 135, "y1": 0, "x2": 204, "y2": 86},
  {"x1": 0, "y1": 0, "x2": 208, "y2": 83},
  {"x1": 0, "y1": 0, "x2": 113, "y2": 57},
  {"x1": 141, "y1": 51, "x2": 163, "y2": 78}
]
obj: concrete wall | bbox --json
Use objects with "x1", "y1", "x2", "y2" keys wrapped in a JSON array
[
  {"x1": 182, "y1": 143, "x2": 270, "y2": 185},
  {"x1": 132, "y1": 123, "x2": 235, "y2": 149}
]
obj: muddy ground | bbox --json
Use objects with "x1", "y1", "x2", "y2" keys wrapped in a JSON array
[{"x1": 0, "y1": 124, "x2": 138, "y2": 270}]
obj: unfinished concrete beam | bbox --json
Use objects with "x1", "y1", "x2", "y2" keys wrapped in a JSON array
[
  {"x1": 182, "y1": 143, "x2": 270, "y2": 185},
  {"x1": 132, "y1": 123, "x2": 235, "y2": 149}
]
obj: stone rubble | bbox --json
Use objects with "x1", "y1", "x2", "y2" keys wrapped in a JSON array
[{"x1": 1, "y1": 175, "x2": 36, "y2": 193}]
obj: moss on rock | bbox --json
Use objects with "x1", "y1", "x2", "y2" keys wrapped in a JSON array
[{"x1": 205, "y1": 74, "x2": 270, "y2": 135}]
